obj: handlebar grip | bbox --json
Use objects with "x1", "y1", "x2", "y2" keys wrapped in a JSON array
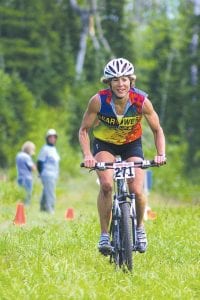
[
  {"x1": 150, "y1": 160, "x2": 157, "y2": 167},
  {"x1": 80, "y1": 163, "x2": 85, "y2": 167},
  {"x1": 148, "y1": 160, "x2": 167, "y2": 167}
]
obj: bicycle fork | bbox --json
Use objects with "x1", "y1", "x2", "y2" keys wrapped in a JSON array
[
  {"x1": 129, "y1": 193, "x2": 138, "y2": 251},
  {"x1": 110, "y1": 195, "x2": 121, "y2": 253}
]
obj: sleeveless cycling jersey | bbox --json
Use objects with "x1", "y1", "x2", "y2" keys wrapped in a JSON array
[{"x1": 93, "y1": 87, "x2": 147, "y2": 145}]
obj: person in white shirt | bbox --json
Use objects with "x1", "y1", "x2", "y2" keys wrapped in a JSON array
[{"x1": 37, "y1": 129, "x2": 60, "y2": 214}]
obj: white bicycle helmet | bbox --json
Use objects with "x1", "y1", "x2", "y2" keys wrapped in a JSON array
[
  {"x1": 46, "y1": 128, "x2": 58, "y2": 138},
  {"x1": 103, "y1": 58, "x2": 135, "y2": 81}
]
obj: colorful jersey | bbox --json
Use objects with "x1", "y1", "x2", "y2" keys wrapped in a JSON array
[{"x1": 93, "y1": 87, "x2": 147, "y2": 145}]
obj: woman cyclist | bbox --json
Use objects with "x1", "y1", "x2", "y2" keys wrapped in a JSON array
[{"x1": 79, "y1": 58, "x2": 166, "y2": 255}]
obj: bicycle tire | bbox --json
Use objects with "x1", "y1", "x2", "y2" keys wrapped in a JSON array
[
  {"x1": 120, "y1": 201, "x2": 133, "y2": 271},
  {"x1": 110, "y1": 217, "x2": 121, "y2": 268}
]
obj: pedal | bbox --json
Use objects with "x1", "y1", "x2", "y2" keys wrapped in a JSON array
[{"x1": 99, "y1": 245, "x2": 112, "y2": 256}]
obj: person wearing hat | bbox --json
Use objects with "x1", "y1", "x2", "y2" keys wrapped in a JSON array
[
  {"x1": 16, "y1": 141, "x2": 36, "y2": 206},
  {"x1": 37, "y1": 129, "x2": 60, "y2": 214}
]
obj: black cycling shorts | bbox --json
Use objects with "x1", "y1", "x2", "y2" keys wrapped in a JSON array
[{"x1": 93, "y1": 138, "x2": 144, "y2": 161}]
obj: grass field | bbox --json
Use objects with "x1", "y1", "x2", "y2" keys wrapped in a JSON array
[{"x1": 0, "y1": 173, "x2": 199, "y2": 300}]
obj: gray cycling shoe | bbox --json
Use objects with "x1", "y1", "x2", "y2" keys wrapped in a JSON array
[
  {"x1": 98, "y1": 233, "x2": 112, "y2": 256},
  {"x1": 136, "y1": 227, "x2": 148, "y2": 253}
]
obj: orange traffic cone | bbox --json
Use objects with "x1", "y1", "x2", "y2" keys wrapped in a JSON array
[
  {"x1": 13, "y1": 202, "x2": 26, "y2": 225},
  {"x1": 65, "y1": 208, "x2": 75, "y2": 220},
  {"x1": 147, "y1": 208, "x2": 157, "y2": 220}
]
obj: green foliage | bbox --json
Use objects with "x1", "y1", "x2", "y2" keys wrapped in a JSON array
[
  {"x1": 177, "y1": 1, "x2": 200, "y2": 169},
  {"x1": 132, "y1": 1, "x2": 200, "y2": 174},
  {"x1": 135, "y1": 15, "x2": 177, "y2": 124},
  {"x1": 0, "y1": 70, "x2": 36, "y2": 167},
  {"x1": 152, "y1": 140, "x2": 199, "y2": 203},
  {"x1": 0, "y1": 179, "x2": 24, "y2": 205},
  {"x1": 102, "y1": 0, "x2": 136, "y2": 61},
  {"x1": 66, "y1": 81, "x2": 102, "y2": 147},
  {"x1": 0, "y1": 1, "x2": 75, "y2": 105}
]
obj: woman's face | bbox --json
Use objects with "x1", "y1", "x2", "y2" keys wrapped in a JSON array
[{"x1": 110, "y1": 76, "x2": 130, "y2": 99}]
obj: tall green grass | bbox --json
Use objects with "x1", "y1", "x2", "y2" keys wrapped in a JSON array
[{"x1": 0, "y1": 174, "x2": 199, "y2": 300}]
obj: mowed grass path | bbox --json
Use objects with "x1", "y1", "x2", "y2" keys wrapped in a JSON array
[{"x1": 0, "y1": 174, "x2": 199, "y2": 300}]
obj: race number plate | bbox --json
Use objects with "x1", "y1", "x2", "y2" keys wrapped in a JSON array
[{"x1": 113, "y1": 162, "x2": 135, "y2": 179}]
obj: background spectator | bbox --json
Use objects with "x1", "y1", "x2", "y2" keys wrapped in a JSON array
[
  {"x1": 16, "y1": 141, "x2": 36, "y2": 206},
  {"x1": 37, "y1": 129, "x2": 60, "y2": 214}
]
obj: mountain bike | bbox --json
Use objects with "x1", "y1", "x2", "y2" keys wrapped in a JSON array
[{"x1": 81, "y1": 157, "x2": 162, "y2": 272}]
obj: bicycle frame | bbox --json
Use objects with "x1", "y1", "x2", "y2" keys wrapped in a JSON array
[
  {"x1": 109, "y1": 156, "x2": 137, "y2": 270},
  {"x1": 113, "y1": 159, "x2": 138, "y2": 242}
]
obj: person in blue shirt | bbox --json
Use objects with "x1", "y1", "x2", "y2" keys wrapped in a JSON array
[
  {"x1": 37, "y1": 129, "x2": 60, "y2": 214},
  {"x1": 16, "y1": 141, "x2": 36, "y2": 206}
]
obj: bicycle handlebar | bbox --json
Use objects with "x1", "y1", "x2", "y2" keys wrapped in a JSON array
[{"x1": 80, "y1": 160, "x2": 166, "y2": 170}]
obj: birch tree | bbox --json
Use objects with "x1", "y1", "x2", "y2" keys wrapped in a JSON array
[{"x1": 69, "y1": 0, "x2": 112, "y2": 79}]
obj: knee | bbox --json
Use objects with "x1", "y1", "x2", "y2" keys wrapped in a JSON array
[{"x1": 100, "y1": 181, "x2": 112, "y2": 195}]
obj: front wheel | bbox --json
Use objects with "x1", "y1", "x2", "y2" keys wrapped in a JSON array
[
  {"x1": 110, "y1": 218, "x2": 121, "y2": 268},
  {"x1": 120, "y1": 202, "x2": 133, "y2": 271}
]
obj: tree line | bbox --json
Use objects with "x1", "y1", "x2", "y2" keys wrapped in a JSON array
[{"x1": 0, "y1": 0, "x2": 199, "y2": 179}]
